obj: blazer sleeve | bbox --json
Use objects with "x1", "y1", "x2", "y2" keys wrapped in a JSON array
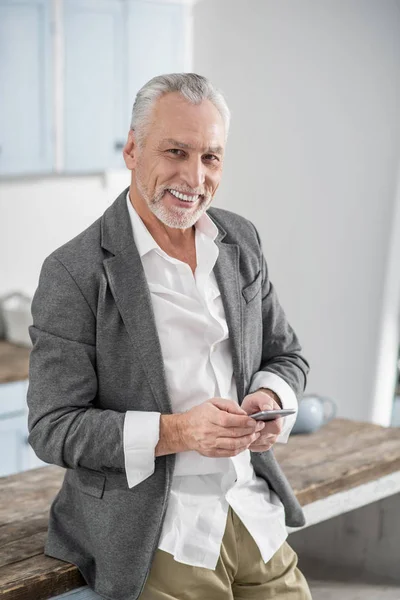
[
  {"x1": 27, "y1": 254, "x2": 125, "y2": 472},
  {"x1": 248, "y1": 223, "x2": 310, "y2": 399}
]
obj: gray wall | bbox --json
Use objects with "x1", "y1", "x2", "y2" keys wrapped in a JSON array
[{"x1": 193, "y1": 0, "x2": 400, "y2": 423}]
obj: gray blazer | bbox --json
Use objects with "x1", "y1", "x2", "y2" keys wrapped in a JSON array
[{"x1": 27, "y1": 188, "x2": 310, "y2": 600}]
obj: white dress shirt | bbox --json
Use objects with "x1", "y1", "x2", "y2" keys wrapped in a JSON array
[{"x1": 123, "y1": 193, "x2": 298, "y2": 569}]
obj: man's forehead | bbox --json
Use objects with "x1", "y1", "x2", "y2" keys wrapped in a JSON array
[{"x1": 160, "y1": 138, "x2": 224, "y2": 154}]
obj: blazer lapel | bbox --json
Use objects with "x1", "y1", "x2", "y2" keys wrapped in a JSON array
[
  {"x1": 101, "y1": 190, "x2": 172, "y2": 415},
  {"x1": 210, "y1": 216, "x2": 245, "y2": 404}
]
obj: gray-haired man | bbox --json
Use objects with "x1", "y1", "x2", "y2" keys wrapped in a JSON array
[{"x1": 28, "y1": 73, "x2": 312, "y2": 599}]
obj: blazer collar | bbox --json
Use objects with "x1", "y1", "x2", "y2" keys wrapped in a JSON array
[{"x1": 100, "y1": 187, "x2": 135, "y2": 255}]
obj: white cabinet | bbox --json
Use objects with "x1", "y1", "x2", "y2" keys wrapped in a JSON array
[
  {"x1": 0, "y1": 380, "x2": 46, "y2": 477},
  {"x1": 0, "y1": 0, "x2": 53, "y2": 176}
]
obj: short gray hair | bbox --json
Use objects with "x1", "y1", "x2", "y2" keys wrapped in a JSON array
[{"x1": 130, "y1": 73, "x2": 230, "y2": 147}]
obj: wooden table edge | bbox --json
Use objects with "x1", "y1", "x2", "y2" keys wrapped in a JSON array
[
  {"x1": 5, "y1": 470, "x2": 400, "y2": 600},
  {"x1": 3, "y1": 417, "x2": 400, "y2": 599}
]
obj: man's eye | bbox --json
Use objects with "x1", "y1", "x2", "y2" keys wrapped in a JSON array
[
  {"x1": 203, "y1": 154, "x2": 219, "y2": 162},
  {"x1": 167, "y1": 149, "x2": 184, "y2": 157}
]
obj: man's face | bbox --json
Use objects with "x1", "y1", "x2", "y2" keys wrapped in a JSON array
[{"x1": 126, "y1": 92, "x2": 225, "y2": 230}]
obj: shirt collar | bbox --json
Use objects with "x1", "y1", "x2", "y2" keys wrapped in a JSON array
[{"x1": 125, "y1": 191, "x2": 218, "y2": 258}]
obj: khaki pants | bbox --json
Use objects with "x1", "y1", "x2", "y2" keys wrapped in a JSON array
[{"x1": 139, "y1": 507, "x2": 312, "y2": 600}]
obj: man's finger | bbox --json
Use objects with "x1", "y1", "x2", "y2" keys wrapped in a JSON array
[
  {"x1": 258, "y1": 433, "x2": 277, "y2": 441},
  {"x1": 218, "y1": 422, "x2": 265, "y2": 438},
  {"x1": 210, "y1": 398, "x2": 248, "y2": 415},
  {"x1": 215, "y1": 431, "x2": 260, "y2": 451},
  {"x1": 250, "y1": 443, "x2": 273, "y2": 453},
  {"x1": 215, "y1": 411, "x2": 257, "y2": 429},
  {"x1": 263, "y1": 419, "x2": 283, "y2": 435},
  {"x1": 261, "y1": 400, "x2": 281, "y2": 411},
  {"x1": 209, "y1": 399, "x2": 256, "y2": 429}
]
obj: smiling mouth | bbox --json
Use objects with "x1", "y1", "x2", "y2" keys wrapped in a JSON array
[{"x1": 167, "y1": 188, "x2": 203, "y2": 204}]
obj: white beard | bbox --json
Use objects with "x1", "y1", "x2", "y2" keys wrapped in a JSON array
[{"x1": 136, "y1": 172, "x2": 212, "y2": 230}]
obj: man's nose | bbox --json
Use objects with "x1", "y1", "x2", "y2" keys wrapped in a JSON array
[{"x1": 181, "y1": 156, "x2": 205, "y2": 190}]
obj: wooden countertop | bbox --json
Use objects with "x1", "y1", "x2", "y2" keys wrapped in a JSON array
[
  {"x1": 0, "y1": 341, "x2": 30, "y2": 384},
  {"x1": 2, "y1": 418, "x2": 400, "y2": 599}
]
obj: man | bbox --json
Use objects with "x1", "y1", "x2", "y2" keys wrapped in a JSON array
[{"x1": 27, "y1": 73, "x2": 311, "y2": 600}]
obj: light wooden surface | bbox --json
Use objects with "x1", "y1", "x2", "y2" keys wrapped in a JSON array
[
  {"x1": 273, "y1": 418, "x2": 400, "y2": 505},
  {"x1": 0, "y1": 341, "x2": 30, "y2": 384},
  {"x1": 2, "y1": 418, "x2": 400, "y2": 599}
]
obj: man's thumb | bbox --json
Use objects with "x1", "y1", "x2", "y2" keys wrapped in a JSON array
[{"x1": 211, "y1": 398, "x2": 247, "y2": 414}]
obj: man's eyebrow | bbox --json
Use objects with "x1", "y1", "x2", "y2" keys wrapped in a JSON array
[{"x1": 162, "y1": 138, "x2": 224, "y2": 155}]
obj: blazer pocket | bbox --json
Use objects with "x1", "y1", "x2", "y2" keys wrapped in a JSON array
[
  {"x1": 74, "y1": 467, "x2": 106, "y2": 499},
  {"x1": 242, "y1": 271, "x2": 262, "y2": 304}
]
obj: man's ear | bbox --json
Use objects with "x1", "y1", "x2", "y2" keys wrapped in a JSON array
[{"x1": 123, "y1": 129, "x2": 138, "y2": 170}]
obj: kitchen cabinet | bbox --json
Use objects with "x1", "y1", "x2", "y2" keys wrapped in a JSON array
[
  {"x1": 63, "y1": 0, "x2": 126, "y2": 172},
  {"x1": 0, "y1": 0, "x2": 53, "y2": 176},
  {"x1": 125, "y1": 0, "x2": 185, "y2": 119},
  {"x1": 64, "y1": 0, "x2": 186, "y2": 173},
  {"x1": 0, "y1": 380, "x2": 46, "y2": 476},
  {"x1": 0, "y1": 0, "x2": 189, "y2": 176}
]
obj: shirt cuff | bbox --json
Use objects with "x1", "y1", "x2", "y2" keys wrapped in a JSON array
[
  {"x1": 248, "y1": 371, "x2": 298, "y2": 444},
  {"x1": 123, "y1": 411, "x2": 161, "y2": 488}
]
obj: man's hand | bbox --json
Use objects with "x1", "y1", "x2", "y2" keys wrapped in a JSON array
[
  {"x1": 240, "y1": 390, "x2": 283, "y2": 452},
  {"x1": 178, "y1": 398, "x2": 265, "y2": 458}
]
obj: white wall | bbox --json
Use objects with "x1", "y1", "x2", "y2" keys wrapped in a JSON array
[
  {"x1": 0, "y1": 171, "x2": 129, "y2": 297},
  {"x1": 1, "y1": 0, "x2": 400, "y2": 425},
  {"x1": 193, "y1": 0, "x2": 400, "y2": 423}
]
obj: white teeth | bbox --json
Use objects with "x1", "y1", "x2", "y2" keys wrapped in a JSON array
[{"x1": 169, "y1": 189, "x2": 199, "y2": 202}]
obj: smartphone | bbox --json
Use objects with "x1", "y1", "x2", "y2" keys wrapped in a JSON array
[{"x1": 249, "y1": 408, "x2": 296, "y2": 421}]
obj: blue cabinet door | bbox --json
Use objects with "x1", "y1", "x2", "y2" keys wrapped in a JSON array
[
  {"x1": 125, "y1": 1, "x2": 185, "y2": 126},
  {"x1": 63, "y1": 0, "x2": 125, "y2": 172},
  {"x1": 0, "y1": 0, "x2": 53, "y2": 175},
  {"x1": 0, "y1": 380, "x2": 47, "y2": 475},
  {"x1": 0, "y1": 380, "x2": 28, "y2": 476},
  {"x1": 0, "y1": 413, "x2": 28, "y2": 476}
]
